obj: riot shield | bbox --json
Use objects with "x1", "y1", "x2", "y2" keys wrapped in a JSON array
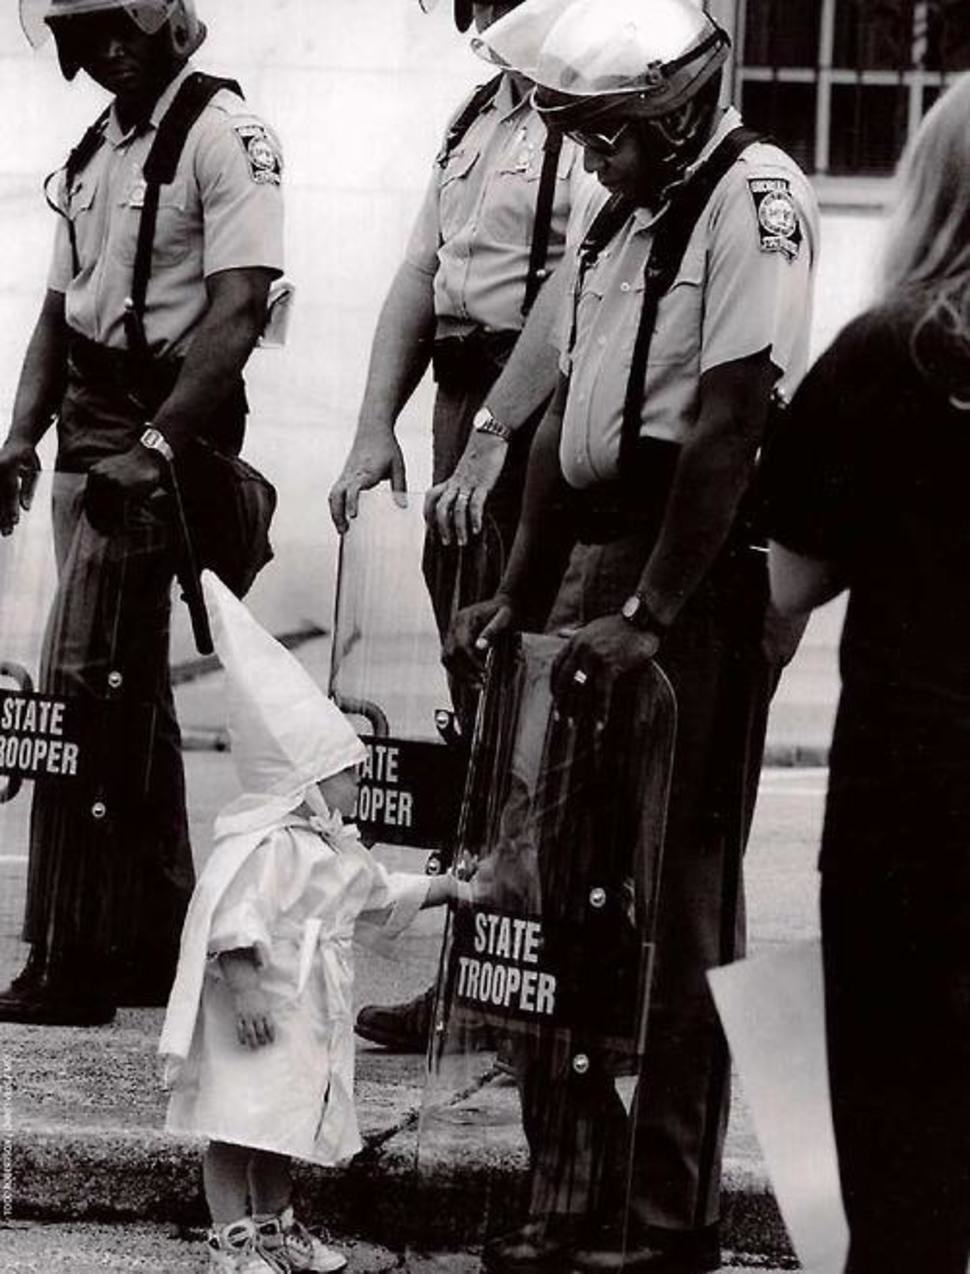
[
  {"x1": 410, "y1": 632, "x2": 677, "y2": 1268},
  {"x1": 329, "y1": 489, "x2": 503, "y2": 869},
  {"x1": 0, "y1": 471, "x2": 193, "y2": 1010}
]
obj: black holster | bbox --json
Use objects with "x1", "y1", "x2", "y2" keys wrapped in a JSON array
[{"x1": 432, "y1": 328, "x2": 520, "y2": 390}]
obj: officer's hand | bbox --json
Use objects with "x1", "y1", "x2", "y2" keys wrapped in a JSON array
[
  {"x1": 328, "y1": 431, "x2": 407, "y2": 534},
  {"x1": 0, "y1": 441, "x2": 41, "y2": 537},
  {"x1": 551, "y1": 614, "x2": 660, "y2": 726},
  {"x1": 424, "y1": 432, "x2": 508, "y2": 547},
  {"x1": 84, "y1": 446, "x2": 168, "y2": 534},
  {"x1": 443, "y1": 594, "x2": 517, "y2": 685}
]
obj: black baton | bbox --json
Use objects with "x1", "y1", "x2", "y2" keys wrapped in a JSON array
[{"x1": 167, "y1": 469, "x2": 213, "y2": 656}]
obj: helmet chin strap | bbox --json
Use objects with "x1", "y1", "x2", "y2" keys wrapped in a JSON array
[{"x1": 634, "y1": 86, "x2": 721, "y2": 204}]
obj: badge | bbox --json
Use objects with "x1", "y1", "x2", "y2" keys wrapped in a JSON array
[
  {"x1": 747, "y1": 178, "x2": 801, "y2": 260},
  {"x1": 233, "y1": 123, "x2": 282, "y2": 186}
]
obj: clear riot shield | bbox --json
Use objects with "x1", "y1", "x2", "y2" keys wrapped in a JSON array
[
  {"x1": 411, "y1": 633, "x2": 677, "y2": 1268},
  {"x1": 0, "y1": 471, "x2": 193, "y2": 1007},
  {"x1": 329, "y1": 488, "x2": 503, "y2": 871}
]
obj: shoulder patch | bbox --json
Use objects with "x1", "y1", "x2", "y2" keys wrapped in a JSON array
[
  {"x1": 747, "y1": 177, "x2": 801, "y2": 260},
  {"x1": 233, "y1": 122, "x2": 282, "y2": 186}
]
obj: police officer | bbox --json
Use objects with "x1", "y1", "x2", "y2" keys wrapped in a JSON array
[
  {"x1": 0, "y1": 0, "x2": 283, "y2": 1025},
  {"x1": 449, "y1": 2, "x2": 818, "y2": 1270},
  {"x1": 330, "y1": 0, "x2": 598, "y2": 1054}
]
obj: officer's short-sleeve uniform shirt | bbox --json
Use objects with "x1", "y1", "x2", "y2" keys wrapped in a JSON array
[
  {"x1": 554, "y1": 107, "x2": 819, "y2": 489},
  {"x1": 404, "y1": 73, "x2": 597, "y2": 337},
  {"x1": 47, "y1": 61, "x2": 284, "y2": 359}
]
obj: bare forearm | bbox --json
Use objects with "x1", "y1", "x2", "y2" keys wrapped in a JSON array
[
  {"x1": 636, "y1": 433, "x2": 755, "y2": 625},
  {"x1": 356, "y1": 260, "x2": 436, "y2": 437},
  {"x1": 484, "y1": 267, "x2": 568, "y2": 430},
  {"x1": 768, "y1": 541, "x2": 844, "y2": 616},
  {"x1": 153, "y1": 273, "x2": 271, "y2": 455},
  {"x1": 499, "y1": 381, "x2": 575, "y2": 623},
  {"x1": 217, "y1": 947, "x2": 262, "y2": 993},
  {"x1": 637, "y1": 353, "x2": 777, "y2": 625},
  {"x1": 8, "y1": 290, "x2": 68, "y2": 447},
  {"x1": 422, "y1": 876, "x2": 458, "y2": 908}
]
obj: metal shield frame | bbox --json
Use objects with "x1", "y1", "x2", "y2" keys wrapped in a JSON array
[
  {"x1": 410, "y1": 631, "x2": 677, "y2": 1264},
  {"x1": 0, "y1": 471, "x2": 166, "y2": 996}
]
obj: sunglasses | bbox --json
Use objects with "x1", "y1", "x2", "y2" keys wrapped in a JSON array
[{"x1": 564, "y1": 121, "x2": 630, "y2": 156}]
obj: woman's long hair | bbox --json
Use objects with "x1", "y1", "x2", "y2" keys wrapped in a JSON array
[{"x1": 881, "y1": 72, "x2": 970, "y2": 399}]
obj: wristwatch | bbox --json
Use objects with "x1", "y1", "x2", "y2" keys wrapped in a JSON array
[
  {"x1": 620, "y1": 591, "x2": 668, "y2": 637},
  {"x1": 472, "y1": 406, "x2": 512, "y2": 443},
  {"x1": 139, "y1": 425, "x2": 174, "y2": 465}
]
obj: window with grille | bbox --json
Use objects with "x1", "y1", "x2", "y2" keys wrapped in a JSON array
[{"x1": 737, "y1": 0, "x2": 970, "y2": 175}]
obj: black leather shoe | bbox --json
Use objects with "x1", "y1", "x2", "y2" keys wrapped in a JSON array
[
  {"x1": 483, "y1": 1219, "x2": 582, "y2": 1272},
  {"x1": 0, "y1": 979, "x2": 115, "y2": 1027},
  {"x1": 3, "y1": 947, "x2": 46, "y2": 996},
  {"x1": 569, "y1": 1224, "x2": 720, "y2": 1273},
  {"x1": 355, "y1": 986, "x2": 434, "y2": 1052}
]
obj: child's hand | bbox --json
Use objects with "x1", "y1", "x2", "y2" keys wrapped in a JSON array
[
  {"x1": 232, "y1": 985, "x2": 276, "y2": 1049},
  {"x1": 469, "y1": 854, "x2": 499, "y2": 906}
]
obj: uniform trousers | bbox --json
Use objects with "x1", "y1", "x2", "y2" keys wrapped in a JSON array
[
  {"x1": 519, "y1": 529, "x2": 772, "y2": 1232},
  {"x1": 422, "y1": 347, "x2": 544, "y2": 734},
  {"x1": 19, "y1": 350, "x2": 236, "y2": 1003}
]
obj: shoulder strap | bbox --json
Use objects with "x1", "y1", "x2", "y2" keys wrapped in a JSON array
[
  {"x1": 564, "y1": 193, "x2": 636, "y2": 359},
  {"x1": 54, "y1": 105, "x2": 113, "y2": 278},
  {"x1": 437, "y1": 73, "x2": 503, "y2": 167},
  {"x1": 521, "y1": 128, "x2": 564, "y2": 318},
  {"x1": 579, "y1": 192, "x2": 637, "y2": 271},
  {"x1": 126, "y1": 72, "x2": 243, "y2": 357},
  {"x1": 618, "y1": 126, "x2": 763, "y2": 480},
  {"x1": 65, "y1": 105, "x2": 113, "y2": 188}
]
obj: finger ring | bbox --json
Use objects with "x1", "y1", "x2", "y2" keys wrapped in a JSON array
[{"x1": 572, "y1": 669, "x2": 588, "y2": 687}]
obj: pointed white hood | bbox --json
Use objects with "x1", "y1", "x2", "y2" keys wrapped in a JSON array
[{"x1": 202, "y1": 572, "x2": 366, "y2": 830}]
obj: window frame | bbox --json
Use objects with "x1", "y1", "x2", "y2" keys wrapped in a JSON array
[{"x1": 730, "y1": 0, "x2": 957, "y2": 206}]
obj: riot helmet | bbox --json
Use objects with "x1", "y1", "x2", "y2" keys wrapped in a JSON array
[
  {"x1": 20, "y1": 0, "x2": 206, "y2": 81},
  {"x1": 418, "y1": 0, "x2": 527, "y2": 34},
  {"x1": 478, "y1": 0, "x2": 730, "y2": 196}
]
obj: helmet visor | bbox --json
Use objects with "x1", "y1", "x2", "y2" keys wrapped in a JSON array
[
  {"x1": 20, "y1": 0, "x2": 174, "y2": 47},
  {"x1": 471, "y1": 0, "x2": 579, "y2": 79}
]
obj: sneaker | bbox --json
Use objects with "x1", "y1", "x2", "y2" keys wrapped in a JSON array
[
  {"x1": 207, "y1": 1219, "x2": 281, "y2": 1272},
  {"x1": 354, "y1": 986, "x2": 434, "y2": 1052},
  {"x1": 255, "y1": 1205, "x2": 348, "y2": 1272}
]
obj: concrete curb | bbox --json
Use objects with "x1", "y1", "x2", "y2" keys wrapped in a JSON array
[{"x1": 10, "y1": 1125, "x2": 792, "y2": 1261}]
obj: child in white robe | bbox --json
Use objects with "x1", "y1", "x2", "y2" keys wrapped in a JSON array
[{"x1": 159, "y1": 573, "x2": 457, "y2": 1273}]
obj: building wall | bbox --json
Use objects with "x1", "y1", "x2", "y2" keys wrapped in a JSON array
[{"x1": 0, "y1": 0, "x2": 885, "y2": 647}]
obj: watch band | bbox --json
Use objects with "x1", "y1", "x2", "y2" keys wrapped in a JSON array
[
  {"x1": 140, "y1": 425, "x2": 174, "y2": 465},
  {"x1": 621, "y1": 591, "x2": 669, "y2": 636},
  {"x1": 472, "y1": 406, "x2": 512, "y2": 443}
]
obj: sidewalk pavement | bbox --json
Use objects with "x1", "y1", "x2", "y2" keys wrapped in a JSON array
[
  {"x1": 0, "y1": 610, "x2": 842, "y2": 1262},
  {"x1": 3, "y1": 1002, "x2": 793, "y2": 1261}
]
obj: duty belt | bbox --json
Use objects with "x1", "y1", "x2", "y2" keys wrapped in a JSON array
[
  {"x1": 66, "y1": 330, "x2": 247, "y2": 457},
  {"x1": 432, "y1": 327, "x2": 520, "y2": 389},
  {"x1": 569, "y1": 436, "x2": 680, "y2": 547},
  {"x1": 568, "y1": 433, "x2": 770, "y2": 553},
  {"x1": 67, "y1": 331, "x2": 181, "y2": 414}
]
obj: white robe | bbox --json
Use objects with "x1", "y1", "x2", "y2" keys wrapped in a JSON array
[{"x1": 159, "y1": 802, "x2": 429, "y2": 1166}]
